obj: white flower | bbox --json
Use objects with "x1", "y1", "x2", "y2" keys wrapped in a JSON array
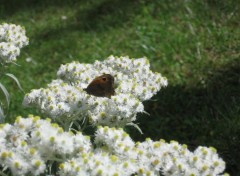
[
  {"x1": 0, "y1": 115, "x2": 92, "y2": 175},
  {"x1": 0, "y1": 42, "x2": 20, "y2": 63},
  {"x1": 0, "y1": 23, "x2": 29, "y2": 64},
  {"x1": 30, "y1": 159, "x2": 46, "y2": 175},
  {"x1": 58, "y1": 126, "x2": 226, "y2": 176},
  {"x1": 24, "y1": 56, "x2": 167, "y2": 127},
  {"x1": 61, "y1": 16, "x2": 67, "y2": 20},
  {"x1": 8, "y1": 156, "x2": 30, "y2": 176},
  {"x1": 26, "y1": 57, "x2": 32, "y2": 62},
  {"x1": 0, "y1": 117, "x2": 226, "y2": 176}
]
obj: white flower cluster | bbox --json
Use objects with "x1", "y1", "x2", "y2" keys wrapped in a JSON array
[
  {"x1": 0, "y1": 23, "x2": 29, "y2": 64},
  {"x1": 0, "y1": 115, "x2": 91, "y2": 176},
  {"x1": 0, "y1": 117, "x2": 227, "y2": 176},
  {"x1": 59, "y1": 126, "x2": 226, "y2": 176},
  {"x1": 23, "y1": 56, "x2": 167, "y2": 127},
  {"x1": 57, "y1": 56, "x2": 168, "y2": 101}
]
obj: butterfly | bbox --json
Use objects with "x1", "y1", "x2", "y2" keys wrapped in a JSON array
[{"x1": 84, "y1": 74, "x2": 115, "y2": 98}]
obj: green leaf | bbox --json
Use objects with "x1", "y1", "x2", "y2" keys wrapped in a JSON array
[
  {"x1": 5, "y1": 73, "x2": 24, "y2": 92},
  {"x1": 0, "y1": 105, "x2": 5, "y2": 123},
  {"x1": 0, "y1": 82, "x2": 10, "y2": 108},
  {"x1": 127, "y1": 122, "x2": 143, "y2": 134}
]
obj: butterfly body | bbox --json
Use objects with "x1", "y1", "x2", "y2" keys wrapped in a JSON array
[{"x1": 84, "y1": 74, "x2": 115, "y2": 98}]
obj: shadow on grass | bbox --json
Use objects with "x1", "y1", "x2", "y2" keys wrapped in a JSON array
[
  {"x1": 130, "y1": 59, "x2": 240, "y2": 174},
  {"x1": 32, "y1": 0, "x2": 142, "y2": 38},
  {"x1": 75, "y1": 0, "x2": 142, "y2": 31},
  {"x1": 0, "y1": 0, "x2": 81, "y2": 18},
  {"x1": 0, "y1": 0, "x2": 143, "y2": 43}
]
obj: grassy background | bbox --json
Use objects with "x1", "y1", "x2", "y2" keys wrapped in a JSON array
[{"x1": 0, "y1": 0, "x2": 239, "y2": 174}]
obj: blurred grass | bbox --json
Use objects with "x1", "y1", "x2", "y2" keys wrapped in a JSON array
[{"x1": 0, "y1": 0, "x2": 239, "y2": 174}]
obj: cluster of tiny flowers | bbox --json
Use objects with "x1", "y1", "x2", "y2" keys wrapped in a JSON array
[
  {"x1": 59, "y1": 126, "x2": 226, "y2": 176},
  {"x1": 0, "y1": 115, "x2": 91, "y2": 176},
  {"x1": 57, "y1": 56, "x2": 168, "y2": 101},
  {"x1": 24, "y1": 56, "x2": 167, "y2": 127},
  {"x1": 0, "y1": 23, "x2": 29, "y2": 64},
  {"x1": 59, "y1": 152, "x2": 135, "y2": 176},
  {"x1": 23, "y1": 80, "x2": 89, "y2": 124}
]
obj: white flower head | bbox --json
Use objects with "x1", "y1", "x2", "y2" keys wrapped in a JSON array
[
  {"x1": 0, "y1": 118, "x2": 226, "y2": 176},
  {"x1": 24, "y1": 56, "x2": 167, "y2": 127},
  {"x1": 0, "y1": 115, "x2": 92, "y2": 175},
  {"x1": 0, "y1": 23, "x2": 29, "y2": 64},
  {"x1": 58, "y1": 126, "x2": 226, "y2": 176}
]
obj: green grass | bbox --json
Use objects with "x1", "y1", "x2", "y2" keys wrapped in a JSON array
[{"x1": 0, "y1": 0, "x2": 239, "y2": 174}]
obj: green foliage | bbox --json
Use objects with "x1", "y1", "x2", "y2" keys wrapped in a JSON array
[{"x1": 0, "y1": 0, "x2": 239, "y2": 174}]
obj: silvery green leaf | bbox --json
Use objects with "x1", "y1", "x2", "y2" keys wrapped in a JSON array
[
  {"x1": 10, "y1": 61, "x2": 21, "y2": 66},
  {"x1": 2, "y1": 165, "x2": 8, "y2": 172},
  {"x1": 127, "y1": 122, "x2": 143, "y2": 134},
  {"x1": 5, "y1": 73, "x2": 24, "y2": 92},
  {"x1": 0, "y1": 105, "x2": 5, "y2": 123},
  {"x1": 0, "y1": 82, "x2": 10, "y2": 107}
]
